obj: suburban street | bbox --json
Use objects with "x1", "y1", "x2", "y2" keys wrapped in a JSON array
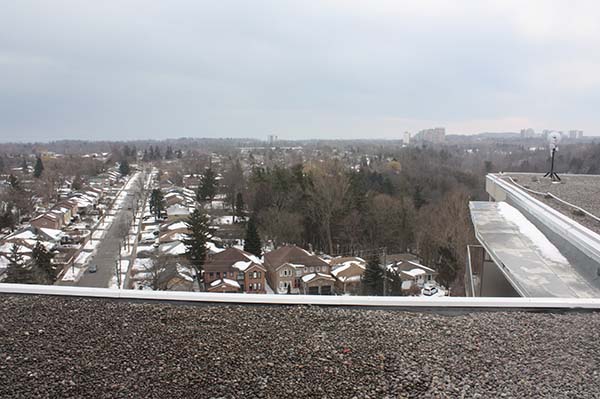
[{"x1": 75, "y1": 174, "x2": 142, "y2": 288}]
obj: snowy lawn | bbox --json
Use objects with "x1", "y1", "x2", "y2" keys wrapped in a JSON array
[{"x1": 61, "y1": 265, "x2": 84, "y2": 282}]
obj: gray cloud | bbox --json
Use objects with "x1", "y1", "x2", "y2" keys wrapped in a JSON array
[{"x1": 1, "y1": 0, "x2": 599, "y2": 141}]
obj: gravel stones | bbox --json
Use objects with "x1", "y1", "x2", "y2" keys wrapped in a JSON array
[
  {"x1": 505, "y1": 173, "x2": 600, "y2": 234},
  {"x1": 1, "y1": 295, "x2": 600, "y2": 398}
]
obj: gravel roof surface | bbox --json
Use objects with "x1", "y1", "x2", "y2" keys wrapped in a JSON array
[
  {"x1": 1, "y1": 295, "x2": 600, "y2": 398},
  {"x1": 504, "y1": 173, "x2": 600, "y2": 234}
]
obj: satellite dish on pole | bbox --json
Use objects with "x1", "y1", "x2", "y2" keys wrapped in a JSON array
[
  {"x1": 544, "y1": 131, "x2": 561, "y2": 182},
  {"x1": 548, "y1": 131, "x2": 561, "y2": 151}
]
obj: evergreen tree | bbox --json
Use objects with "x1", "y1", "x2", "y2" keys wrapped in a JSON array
[
  {"x1": 362, "y1": 255, "x2": 384, "y2": 295},
  {"x1": 385, "y1": 269, "x2": 404, "y2": 296},
  {"x1": 119, "y1": 159, "x2": 130, "y2": 176},
  {"x1": 5, "y1": 243, "x2": 33, "y2": 284},
  {"x1": 165, "y1": 146, "x2": 174, "y2": 160},
  {"x1": 149, "y1": 189, "x2": 165, "y2": 220},
  {"x1": 149, "y1": 146, "x2": 155, "y2": 160},
  {"x1": 235, "y1": 192, "x2": 245, "y2": 221},
  {"x1": 72, "y1": 174, "x2": 83, "y2": 190},
  {"x1": 31, "y1": 241, "x2": 56, "y2": 284},
  {"x1": 8, "y1": 174, "x2": 19, "y2": 189},
  {"x1": 176, "y1": 149, "x2": 183, "y2": 159},
  {"x1": 197, "y1": 168, "x2": 218, "y2": 204},
  {"x1": 33, "y1": 156, "x2": 44, "y2": 178},
  {"x1": 244, "y1": 217, "x2": 262, "y2": 258},
  {"x1": 142, "y1": 149, "x2": 149, "y2": 162},
  {"x1": 413, "y1": 184, "x2": 426, "y2": 209},
  {"x1": 123, "y1": 145, "x2": 132, "y2": 158},
  {"x1": 154, "y1": 146, "x2": 162, "y2": 160},
  {"x1": 184, "y1": 209, "x2": 210, "y2": 288},
  {"x1": 0, "y1": 155, "x2": 5, "y2": 173},
  {"x1": 21, "y1": 158, "x2": 28, "y2": 174}
]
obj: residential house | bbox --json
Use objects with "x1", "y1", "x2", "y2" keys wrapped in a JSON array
[
  {"x1": 301, "y1": 273, "x2": 336, "y2": 295},
  {"x1": 330, "y1": 257, "x2": 366, "y2": 295},
  {"x1": 156, "y1": 263, "x2": 194, "y2": 291},
  {"x1": 203, "y1": 247, "x2": 266, "y2": 293},
  {"x1": 51, "y1": 205, "x2": 72, "y2": 226},
  {"x1": 264, "y1": 245, "x2": 333, "y2": 295},
  {"x1": 231, "y1": 258, "x2": 267, "y2": 294},
  {"x1": 183, "y1": 174, "x2": 201, "y2": 189},
  {"x1": 207, "y1": 278, "x2": 241, "y2": 293},
  {"x1": 166, "y1": 204, "x2": 190, "y2": 222},
  {"x1": 31, "y1": 213, "x2": 62, "y2": 230},
  {"x1": 165, "y1": 192, "x2": 186, "y2": 207},
  {"x1": 388, "y1": 260, "x2": 438, "y2": 290}
]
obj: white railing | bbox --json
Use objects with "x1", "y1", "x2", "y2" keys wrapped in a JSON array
[{"x1": 2, "y1": 283, "x2": 600, "y2": 309}]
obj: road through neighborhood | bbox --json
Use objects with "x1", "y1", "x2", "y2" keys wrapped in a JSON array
[{"x1": 75, "y1": 174, "x2": 141, "y2": 288}]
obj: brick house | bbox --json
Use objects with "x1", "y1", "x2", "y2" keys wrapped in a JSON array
[
  {"x1": 203, "y1": 247, "x2": 266, "y2": 293},
  {"x1": 31, "y1": 213, "x2": 62, "y2": 230},
  {"x1": 264, "y1": 245, "x2": 333, "y2": 295}
]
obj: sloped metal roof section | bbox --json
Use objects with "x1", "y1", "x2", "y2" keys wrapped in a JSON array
[{"x1": 470, "y1": 201, "x2": 600, "y2": 298}]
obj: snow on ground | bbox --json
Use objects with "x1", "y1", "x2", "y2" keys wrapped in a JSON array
[
  {"x1": 96, "y1": 221, "x2": 110, "y2": 230},
  {"x1": 497, "y1": 202, "x2": 569, "y2": 264},
  {"x1": 124, "y1": 172, "x2": 141, "y2": 190},
  {"x1": 133, "y1": 258, "x2": 153, "y2": 271},
  {"x1": 109, "y1": 274, "x2": 126, "y2": 289},
  {"x1": 136, "y1": 245, "x2": 156, "y2": 255},
  {"x1": 212, "y1": 215, "x2": 239, "y2": 225},
  {"x1": 61, "y1": 265, "x2": 84, "y2": 282},
  {"x1": 201, "y1": 200, "x2": 226, "y2": 210},
  {"x1": 167, "y1": 221, "x2": 188, "y2": 230},
  {"x1": 118, "y1": 260, "x2": 130, "y2": 274},
  {"x1": 84, "y1": 240, "x2": 100, "y2": 251},
  {"x1": 109, "y1": 260, "x2": 131, "y2": 289},
  {"x1": 121, "y1": 245, "x2": 133, "y2": 257},
  {"x1": 265, "y1": 282, "x2": 275, "y2": 294},
  {"x1": 92, "y1": 230, "x2": 105, "y2": 240},
  {"x1": 74, "y1": 251, "x2": 92, "y2": 266},
  {"x1": 207, "y1": 242, "x2": 225, "y2": 254}
]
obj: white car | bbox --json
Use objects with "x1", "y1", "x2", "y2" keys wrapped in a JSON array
[{"x1": 422, "y1": 284, "x2": 445, "y2": 297}]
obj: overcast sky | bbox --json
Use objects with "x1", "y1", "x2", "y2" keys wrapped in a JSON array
[{"x1": 1, "y1": 1, "x2": 599, "y2": 141}]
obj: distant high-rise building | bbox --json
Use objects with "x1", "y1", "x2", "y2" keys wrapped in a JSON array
[
  {"x1": 267, "y1": 134, "x2": 278, "y2": 145},
  {"x1": 403, "y1": 131, "x2": 411, "y2": 145},
  {"x1": 542, "y1": 130, "x2": 551, "y2": 140},
  {"x1": 568, "y1": 130, "x2": 584, "y2": 139},
  {"x1": 569, "y1": 130, "x2": 577, "y2": 139},
  {"x1": 414, "y1": 127, "x2": 445, "y2": 144},
  {"x1": 520, "y1": 128, "x2": 535, "y2": 138}
]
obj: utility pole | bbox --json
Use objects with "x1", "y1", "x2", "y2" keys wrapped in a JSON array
[
  {"x1": 382, "y1": 247, "x2": 387, "y2": 296},
  {"x1": 114, "y1": 258, "x2": 120, "y2": 289}
]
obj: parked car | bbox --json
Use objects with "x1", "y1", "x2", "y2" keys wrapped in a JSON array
[
  {"x1": 88, "y1": 264, "x2": 97, "y2": 273},
  {"x1": 421, "y1": 284, "x2": 438, "y2": 296}
]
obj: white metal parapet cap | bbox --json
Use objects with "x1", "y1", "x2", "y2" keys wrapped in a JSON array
[{"x1": 2, "y1": 284, "x2": 600, "y2": 309}]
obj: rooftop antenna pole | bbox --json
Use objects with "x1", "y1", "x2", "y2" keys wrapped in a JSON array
[{"x1": 543, "y1": 131, "x2": 561, "y2": 182}]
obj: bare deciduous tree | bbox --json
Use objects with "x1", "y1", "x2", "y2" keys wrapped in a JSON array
[{"x1": 306, "y1": 160, "x2": 350, "y2": 254}]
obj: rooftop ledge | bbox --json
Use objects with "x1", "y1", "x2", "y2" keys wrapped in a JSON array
[
  {"x1": 2, "y1": 283, "x2": 600, "y2": 310},
  {"x1": 486, "y1": 173, "x2": 600, "y2": 267}
]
